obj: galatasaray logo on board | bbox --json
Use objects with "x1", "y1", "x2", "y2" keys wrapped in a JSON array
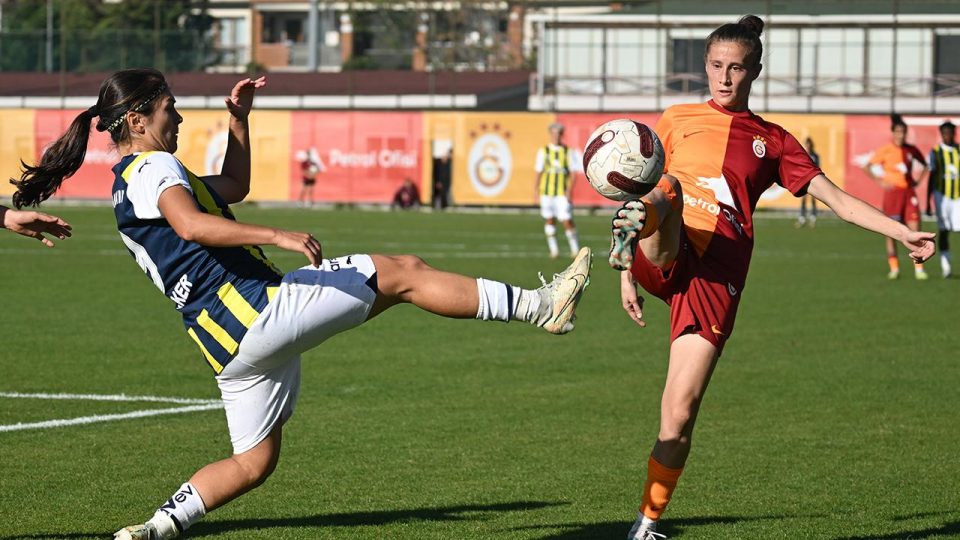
[{"x1": 468, "y1": 123, "x2": 512, "y2": 197}]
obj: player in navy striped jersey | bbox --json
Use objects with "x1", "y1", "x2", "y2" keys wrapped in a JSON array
[
  {"x1": 11, "y1": 68, "x2": 592, "y2": 540},
  {"x1": 927, "y1": 120, "x2": 960, "y2": 277}
]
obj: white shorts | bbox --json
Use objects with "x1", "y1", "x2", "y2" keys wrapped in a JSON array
[
  {"x1": 540, "y1": 194, "x2": 572, "y2": 221},
  {"x1": 216, "y1": 254, "x2": 378, "y2": 454},
  {"x1": 933, "y1": 191, "x2": 960, "y2": 232}
]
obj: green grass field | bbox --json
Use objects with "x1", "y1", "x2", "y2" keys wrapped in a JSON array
[{"x1": 1, "y1": 206, "x2": 958, "y2": 540}]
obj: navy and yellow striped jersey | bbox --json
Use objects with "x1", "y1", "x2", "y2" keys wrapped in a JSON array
[
  {"x1": 537, "y1": 144, "x2": 572, "y2": 196},
  {"x1": 111, "y1": 151, "x2": 283, "y2": 375},
  {"x1": 929, "y1": 143, "x2": 960, "y2": 199}
]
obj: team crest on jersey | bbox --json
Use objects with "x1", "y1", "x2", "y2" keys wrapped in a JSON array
[{"x1": 752, "y1": 135, "x2": 767, "y2": 158}]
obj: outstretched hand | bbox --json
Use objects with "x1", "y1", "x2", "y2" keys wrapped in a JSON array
[
  {"x1": 224, "y1": 76, "x2": 267, "y2": 119},
  {"x1": 1, "y1": 208, "x2": 72, "y2": 247},
  {"x1": 902, "y1": 230, "x2": 936, "y2": 263}
]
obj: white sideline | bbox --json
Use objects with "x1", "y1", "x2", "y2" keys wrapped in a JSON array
[{"x1": 0, "y1": 392, "x2": 223, "y2": 433}]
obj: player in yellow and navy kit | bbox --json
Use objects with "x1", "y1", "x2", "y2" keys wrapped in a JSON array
[
  {"x1": 534, "y1": 122, "x2": 580, "y2": 258},
  {"x1": 11, "y1": 68, "x2": 593, "y2": 540},
  {"x1": 928, "y1": 120, "x2": 960, "y2": 277}
]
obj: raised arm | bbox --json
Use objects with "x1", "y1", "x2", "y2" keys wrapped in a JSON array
[
  {"x1": 158, "y1": 185, "x2": 322, "y2": 266},
  {"x1": 202, "y1": 77, "x2": 266, "y2": 204},
  {"x1": 807, "y1": 174, "x2": 935, "y2": 262}
]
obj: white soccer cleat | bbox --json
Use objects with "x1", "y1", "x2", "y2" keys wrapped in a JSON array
[
  {"x1": 114, "y1": 524, "x2": 159, "y2": 540},
  {"x1": 114, "y1": 513, "x2": 179, "y2": 540},
  {"x1": 627, "y1": 513, "x2": 667, "y2": 540},
  {"x1": 533, "y1": 246, "x2": 592, "y2": 334},
  {"x1": 610, "y1": 200, "x2": 647, "y2": 271}
]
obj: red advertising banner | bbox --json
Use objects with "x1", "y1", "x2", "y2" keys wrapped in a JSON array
[
  {"x1": 289, "y1": 111, "x2": 423, "y2": 203},
  {"x1": 35, "y1": 110, "x2": 119, "y2": 200}
]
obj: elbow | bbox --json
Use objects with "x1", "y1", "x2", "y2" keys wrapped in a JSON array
[
  {"x1": 176, "y1": 226, "x2": 198, "y2": 243},
  {"x1": 173, "y1": 219, "x2": 202, "y2": 243}
]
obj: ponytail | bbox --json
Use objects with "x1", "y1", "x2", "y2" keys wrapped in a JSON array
[{"x1": 11, "y1": 107, "x2": 98, "y2": 208}]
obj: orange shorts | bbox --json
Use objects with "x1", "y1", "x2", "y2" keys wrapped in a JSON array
[{"x1": 630, "y1": 231, "x2": 744, "y2": 354}]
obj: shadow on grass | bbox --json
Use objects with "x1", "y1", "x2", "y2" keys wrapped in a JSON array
[
  {"x1": 834, "y1": 519, "x2": 960, "y2": 540},
  {"x1": 0, "y1": 500, "x2": 565, "y2": 540},
  {"x1": 514, "y1": 514, "x2": 789, "y2": 540},
  {"x1": 188, "y1": 500, "x2": 565, "y2": 536}
]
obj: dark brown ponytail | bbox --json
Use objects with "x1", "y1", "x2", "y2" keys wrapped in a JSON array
[
  {"x1": 704, "y1": 14, "x2": 765, "y2": 68},
  {"x1": 10, "y1": 67, "x2": 168, "y2": 208}
]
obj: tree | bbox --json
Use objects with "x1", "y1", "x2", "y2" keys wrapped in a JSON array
[{"x1": 0, "y1": 0, "x2": 214, "y2": 72}]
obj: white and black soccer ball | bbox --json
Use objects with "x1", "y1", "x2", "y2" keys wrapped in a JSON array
[{"x1": 582, "y1": 119, "x2": 665, "y2": 201}]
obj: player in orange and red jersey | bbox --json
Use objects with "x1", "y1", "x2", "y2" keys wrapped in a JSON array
[
  {"x1": 609, "y1": 15, "x2": 936, "y2": 540},
  {"x1": 863, "y1": 115, "x2": 929, "y2": 279}
]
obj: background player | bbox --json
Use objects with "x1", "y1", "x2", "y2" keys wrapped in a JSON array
[
  {"x1": 927, "y1": 120, "x2": 959, "y2": 277},
  {"x1": 11, "y1": 68, "x2": 592, "y2": 540},
  {"x1": 534, "y1": 122, "x2": 580, "y2": 258},
  {"x1": 605, "y1": 16, "x2": 935, "y2": 540},
  {"x1": 862, "y1": 114, "x2": 929, "y2": 279}
]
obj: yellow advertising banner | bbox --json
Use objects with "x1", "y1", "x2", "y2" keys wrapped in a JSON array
[
  {"x1": 426, "y1": 112, "x2": 557, "y2": 206},
  {"x1": 175, "y1": 110, "x2": 291, "y2": 202},
  {"x1": 760, "y1": 113, "x2": 847, "y2": 209},
  {"x1": 0, "y1": 110, "x2": 36, "y2": 198}
]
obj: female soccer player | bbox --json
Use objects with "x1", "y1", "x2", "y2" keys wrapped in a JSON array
[
  {"x1": 606, "y1": 16, "x2": 935, "y2": 540},
  {"x1": 11, "y1": 68, "x2": 592, "y2": 540},
  {"x1": 862, "y1": 114, "x2": 929, "y2": 279}
]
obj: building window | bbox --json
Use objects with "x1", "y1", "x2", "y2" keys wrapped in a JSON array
[{"x1": 668, "y1": 37, "x2": 706, "y2": 93}]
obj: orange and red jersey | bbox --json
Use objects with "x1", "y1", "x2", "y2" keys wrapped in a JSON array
[
  {"x1": 868, "y1": 142, "x2": 926, "y2": 189},
  {"x1": 655, "y1": 100, "x2": 822, "y2": 284}
]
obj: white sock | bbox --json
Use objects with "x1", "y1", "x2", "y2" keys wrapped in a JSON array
[
  {"x1": 641, "y1": 514, "x2": 658, "y2": 530},
  {"x1": 152, "y1": 482, "x2": 206, "y2": 535},
  {"x1": 475, "y1": 279, "x2": 521, "y2": 322},
  {"x1": 544, "y1": 224, "x2": 559, "y2": 256},
  {"x1": 565, "y1": 228, "x2": 580, "y2": 254}
]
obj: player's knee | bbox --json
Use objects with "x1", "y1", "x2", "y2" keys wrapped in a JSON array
[
  {"x1": 233, "y1": 446, "x2": 280, "y2": 489},
  {"x1": 396, "y1": 254, "x2": 429, "y2": 274},
  {"x1": 233, "y1": 440, "x2": 280, "y2": 489},
  {"x1": 659, "y1": 402, "x2": 698, "y2": 441}
]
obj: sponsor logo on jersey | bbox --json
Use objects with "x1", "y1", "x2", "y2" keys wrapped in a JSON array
[
  {"x1": 112, "y1": 189, "x2": 125, "y2": 208},
  {"x1": 696, "y1": 175, "x2": 736, "y2": 208},
  {"x1": 752, "y1": 135, "x2": 767, "y2": 158},
  {"x1": 727, "y1": 282, "x2": 738, "y2": 297},
  {"x1": 169, "y1": 273, "x2": 193, "y2": 310},
  {"x1": 710, "y1": 324, "x2": 725, "y2": 336}
]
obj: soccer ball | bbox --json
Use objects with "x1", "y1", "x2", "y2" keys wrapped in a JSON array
[{"x1": 582, "y1": 119, "x2": 664, "y2": 201}]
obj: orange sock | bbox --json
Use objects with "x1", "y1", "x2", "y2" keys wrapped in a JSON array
[
  {"x1": 914, "y1": 262, "x2": 924, "y2": 271},
  {"x1": 888, "y1": 256, "x2": 899, "y2": 272},
  {"x1": 639, "y1": 455, "x2": 684, "y2": 520}
]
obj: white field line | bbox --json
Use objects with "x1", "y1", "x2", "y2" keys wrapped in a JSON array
[
  {"x1": 0, "y1": 392, "x2": 223, "y2": 433},
  {"x1": 0, "y1": 392, "x2": 219, "y2": 405}
]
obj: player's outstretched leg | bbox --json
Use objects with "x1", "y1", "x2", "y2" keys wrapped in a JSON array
[
  {"x1": 369, "y1": 247, "x2": 592, "y2": 334},
  {"x1": 610, "y1": 175, "x2": 683, "y2": 271}
]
